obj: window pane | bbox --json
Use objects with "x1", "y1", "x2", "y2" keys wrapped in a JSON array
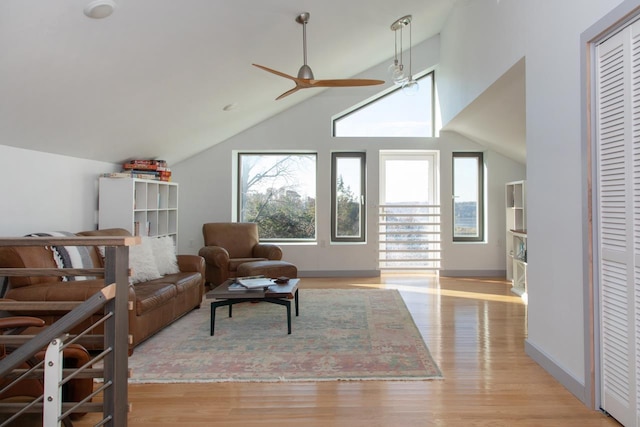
[
  {"x1": 239, "y1": 153, "x2": 316, "y2": 240},
  {"x1": 333, "y1": 73, "x2": 433, "y2": 137},
  {"x1": 453, "y1": 153, "x2": 483, "y2": 241},
  {"x1": 333, "y1": 155, "x2": 364, "y2": 240},
  {"x1": 383, "y1": 160, "x2": 430, "y2": 204}
]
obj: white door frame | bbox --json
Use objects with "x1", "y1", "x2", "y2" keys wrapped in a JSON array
[{"x1": 581, "y1": 0, "x2": 640, "y2": 416}]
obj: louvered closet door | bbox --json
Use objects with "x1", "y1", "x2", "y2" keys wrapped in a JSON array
[{"x1": 596, "y1": 20, "x2": 640, "y2": 427}]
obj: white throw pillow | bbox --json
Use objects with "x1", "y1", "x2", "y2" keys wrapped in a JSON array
[
  {"x1": 150, "y1": 236, "x2": 180, "y2": 276},
  {"x1": 129, "y1": 237, "x2": 162, "y2": 284}
]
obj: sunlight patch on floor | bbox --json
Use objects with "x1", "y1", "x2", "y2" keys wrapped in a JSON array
[
  {"x1": 387, "y1": 283, "x2": 524, "y2": 304},
  {"x1": 340, "y1": 281, "x2": 525, "y2": 304}
]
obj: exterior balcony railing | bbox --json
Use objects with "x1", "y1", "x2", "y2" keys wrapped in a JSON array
[{"x1": 378, "y1": 204, "x2": 441, "y2": 271}]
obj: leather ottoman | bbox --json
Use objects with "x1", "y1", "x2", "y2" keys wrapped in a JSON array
[{"x1": 236, "y1": 260, "x2": 298, "y2": 279}]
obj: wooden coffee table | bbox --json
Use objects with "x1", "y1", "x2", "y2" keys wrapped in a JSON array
[{"x1": 205, "y1": 278, "x2": 300, "y2": 335}]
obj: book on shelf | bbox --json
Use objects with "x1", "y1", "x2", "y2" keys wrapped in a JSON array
[
  {"x1": 123, "y1": 163, "x2": 166, "y2": 171},
  {"x1": 101, "y1": 171, "x2": 172, "y2": 181},
  {"x1": 101, "y1": 159, "x2": 173, "y2": 181},
  {"x1": 102, "y1": 172, "x2": 138, "y2": 178},
  {"x1": 128, "y1": 159, "x2": 167, "y2": 165},
  {"x1": 125, "y1": 159, "x2": 167, "y2": 168}
]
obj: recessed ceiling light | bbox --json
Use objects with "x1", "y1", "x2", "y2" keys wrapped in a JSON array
[
  {"x1": 223, "y1": 103, "x2": 239, "y2": 112},
  {"x1": 84, "y1": 0, "x2": 117, "y2": 19}
]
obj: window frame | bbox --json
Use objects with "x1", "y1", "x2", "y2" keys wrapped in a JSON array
[
  {"x1": 332, "y1": 71, "x2": 436, "y2": 138},
  {"x1": 236, "y1": 152, "x2": 317, "y2": 242},
  {"x1": 452, "y1": 152, "x2": 484, "y2": 242},
  {"x1": 331, "y1": 152, "x2": 366, "y2": 243}
]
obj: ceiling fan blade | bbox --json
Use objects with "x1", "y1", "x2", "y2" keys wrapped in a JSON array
[
  {"x1": 252, "y1": 64, "x2": 297, "y2": 81},
  {"x1": 310, "y1": 78, "x2": 385, "y2": 87},
  {"x1": 255, "y1": 12, "x2": 385, "y2": 100},
  {"x1": 275, "y1": 86, "x2": 304, "y2": 100}
]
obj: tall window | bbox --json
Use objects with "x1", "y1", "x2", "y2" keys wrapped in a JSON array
[
  {"x1": 237, "y1": 153, "x2": 316, "y2": 241},
  {"x1": 332, "y1": 72, "x2": 435, "y2": 137},
  {"x1": 452, "y1": 152, "x2": 484, "y2": 242},
  {"x1": 331, "y1": 152, "x2": 366, "y2": 242}
]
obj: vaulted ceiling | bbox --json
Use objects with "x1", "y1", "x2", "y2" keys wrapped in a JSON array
[
  {"x1": 443, "y1": 58, "x2": 526, "y2": 165},
  {"x1": 0, "y1": 0, "x2": 458, "y2": 164}
]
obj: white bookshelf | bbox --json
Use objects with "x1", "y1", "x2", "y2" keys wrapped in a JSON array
[
  {"x1": 505, "y1": 180, "x2": 526, "y2": 301},
  {"x1": 98, "y1": 177, "x2": 178, "y2": 244}
]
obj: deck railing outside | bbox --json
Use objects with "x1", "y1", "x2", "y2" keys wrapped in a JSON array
[{"x1": 378, "y1": 204, "x2": 441, "y2": 271}]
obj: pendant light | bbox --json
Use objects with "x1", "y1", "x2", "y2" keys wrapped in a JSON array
[
  {"x1": 390, "y1": 15, "x2": 419, "y2": 95},
  {"x1": 388, "y1": 19, "x2": 408, "y2": 85}
]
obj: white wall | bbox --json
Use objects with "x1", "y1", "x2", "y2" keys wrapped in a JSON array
[
  {"x1": 0, "y1": 145, "x2": 118, "y2": 236},
  {"x1": 173, "y1": 35, "x2": 525, "y2": 276},
  {"x1": 438, "y1": 0, "x2": 527, "y2": 125},
  {"x1": 438, "y1": 0, "x2": 624, "y2": 405},
  {"x1": 525, "y1": 0, "x2": 623, "y2": 399}
]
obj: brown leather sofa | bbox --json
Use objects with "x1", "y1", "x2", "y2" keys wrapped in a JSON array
[
  {"x1": 199, "y1": 222, "x2": 283, "y2": 286},
  {"x1": 0, "y1": 228, "x2": 205, "y2": 354}
]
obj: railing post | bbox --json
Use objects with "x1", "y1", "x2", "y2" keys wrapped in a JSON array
[
  {"x1": 43, "y1": 335, "x2": 65, "y2": 427},
  {"x1": 103, "y1": 245, "x2": 130, "y2": 426}
]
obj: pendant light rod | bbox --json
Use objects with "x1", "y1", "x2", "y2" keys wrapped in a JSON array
[
  {"x1": 393, "y1": 28, "x2": 399, "y2": 65},
  {"x1": 399, "y1": 24, "x2": 404, "y2": 71},
  {"x1": 408, "y1": 17, "x2": 413, "y2": 79}
]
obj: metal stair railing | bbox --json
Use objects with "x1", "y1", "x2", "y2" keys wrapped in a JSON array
[{"x1": 0, "y1": 235, "x2": 137, "y2": 426}]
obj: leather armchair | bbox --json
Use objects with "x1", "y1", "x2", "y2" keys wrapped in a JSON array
[{"x1": 199, "y1": 223, "x2": 282, "y2": 286}]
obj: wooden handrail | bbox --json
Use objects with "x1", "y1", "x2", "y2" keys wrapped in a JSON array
[
  {"x1": 0, "y1": 268, "x2": 106, "y2": 277},
  {"x1": 0, "y1": 236, "x2": 139, "y2": 247}
]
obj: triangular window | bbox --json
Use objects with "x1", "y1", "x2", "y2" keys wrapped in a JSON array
[{"x1": 332, "y1": 72, "x2": 434, "y2": 137}]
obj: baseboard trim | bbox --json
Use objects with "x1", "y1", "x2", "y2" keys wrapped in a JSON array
[
  {"x1": 439, "y1": 269, "x2": 506, "y2": 278},
  {"x1": 298, "y1": 270, "x2": 506, "y2": 278},
  {"x1": 525, "y1": 339, "x2": 589, "y2": 405},
  {"x1": 298, "y1": 270, "x2": 381, "y2": 278}
]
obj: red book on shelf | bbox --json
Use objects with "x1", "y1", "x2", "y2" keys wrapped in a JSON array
[
  {"x1": 123, "y1": 163, "x2": 159, "y2": 171},
  {"x1": 129, "y1": 159, "x2": 166, "y2": 165}
]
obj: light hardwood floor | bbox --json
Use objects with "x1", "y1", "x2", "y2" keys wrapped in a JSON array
[{"x1": 77, "y1": 275, "x2": 620, "y2": 426}]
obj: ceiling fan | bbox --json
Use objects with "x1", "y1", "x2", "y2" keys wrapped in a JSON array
[{"x1": 253, "y1": 12, "x2": 385, "y2": 100}]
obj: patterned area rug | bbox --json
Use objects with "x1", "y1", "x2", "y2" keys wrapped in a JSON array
[{"x1": 128, "y1": 289, "x2": 442, "y2": 383}]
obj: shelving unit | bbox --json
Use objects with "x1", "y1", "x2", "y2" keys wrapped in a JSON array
[
  {"x1": 505, "y1": 180, "x2": 526, "y2": 301},
  {"x1": 98, "y1": 178, "x2": 178, "y2": 244}
]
